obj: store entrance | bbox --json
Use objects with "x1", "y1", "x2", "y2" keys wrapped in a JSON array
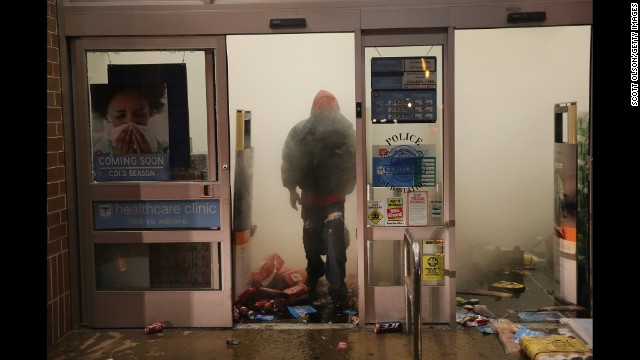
[{"x1": 226, "y1": 33, "x2": 358, "y2": 324}]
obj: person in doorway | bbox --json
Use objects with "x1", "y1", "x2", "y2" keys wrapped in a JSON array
[
  {"x1": 91, "y1": 82, "x2": 169, "y2": 155},
  {"x1": 281, "y1": 90, "x2": 356, "y2": 310}
]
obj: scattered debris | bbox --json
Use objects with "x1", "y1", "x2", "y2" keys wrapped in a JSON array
[
  {"x1": 523, "y1": 305, "x2": 585, "y2": 312},
  {"x1": 472, "y1": 305, "x2": 498, "y2": 319},
  {"x1": 519, "y1": 335, "x2": 592, "y2": 360},
  {"x1": 518, "y1": 311, "x2": 565, "y2": 322},
  {"x1": 375, "y1": 321, "x2": 404, "y2": 333},
  {"x1": 254, "y1": 314, "x2": 275, "y2": 321},
  {"x1": 523, "y1": 253, "x2": 544, "y2": 269},
  {"x1": 288, "y1": 305, "x2": 317, "y2": 318},
  {"x1": 233, "y1": 253, "x2": 359, "y2": 325},
  {"x1": 144, "y1": 321, "x2": 164, "y2": 334},
  {"x1": 226, "y1": 338, "x2": 240, "y2": 345},
  {"x1": 476, "y1": 324, "x2": 498, "y2": 334},
  {"x1": 511, "y1": 326, "x2": 547, "y2": 344},
  {"x1": 489, "y1": 318, "x2": 522, "y2": 355},
  {"x1": 490, "y1": 280, "x2": 525, "y2": 293},
  {"x1": 456, "y1": 289, "x2": 513, "y2": 298},
  {"x1": 456, "y1": 312, "x2": 489, "y2": 327},
  {"x1": 336, "y1": 340, "x2": 348, "y2": 349}
]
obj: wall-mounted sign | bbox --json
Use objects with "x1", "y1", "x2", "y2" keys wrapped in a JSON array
[
  {"x1": 372, "y1": 144, "x2": 436, "y2": 189},
  {"x1": 371, "y1": 56, "x2": 437, "y2": 123},
  {"x1": 93, "y1": 199, "x2": 220, "y2": 230},
  {"x1": 407, "y1": 191, "x2": 428, "y2": 226},
  {"x1": 371, "y1": 90, "x2": 437, "y2": 122}
]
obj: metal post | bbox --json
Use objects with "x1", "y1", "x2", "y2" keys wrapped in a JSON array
[{"x1": 404, "y1": 229, "x2": 422, "y2": 360}]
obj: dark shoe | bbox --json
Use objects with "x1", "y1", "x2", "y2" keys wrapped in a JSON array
[
  {"x1": 332, "y1": 300, "x2": 346, "y2": 313},
  {"x1": 305, "y1": 278, "x2": 318, "y2": 298},
  {"x1": 327, "y1": 301, "x2": 351, "y2": 323}
]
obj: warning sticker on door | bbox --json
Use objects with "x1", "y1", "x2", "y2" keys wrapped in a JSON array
[
  {"x1": 422, "y1": 254, "x2": 444, "y2": 282},
  {"x1": 368, "y1": 200, "x2": 384, "y2": 225},
  {"x1": 386, "y1": 197, "x2": 405, "y2": 226}
]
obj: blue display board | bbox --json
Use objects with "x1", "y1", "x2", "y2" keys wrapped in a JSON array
[
  {"x1": 371, "y1": 56, "x2": 437, "y2": 123},
  {"x1": 371, "y1": 90, "x2": 437, "y2": 122},
  {"x1": 93, "y1": 199, "x2": 220, "y2": 230}
]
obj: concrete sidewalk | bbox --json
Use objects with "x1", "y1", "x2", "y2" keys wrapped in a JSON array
[{"x1": 47, "y1": 323, "x2": 532, "y2": 360}]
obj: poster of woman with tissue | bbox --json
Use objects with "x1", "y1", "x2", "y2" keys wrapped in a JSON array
[
  {"x1": 90, "y1": 81, "x2": 171, "y2": 181},
  {"x1": 92, "y1": 81, "x2": 169, "y2": 155}
]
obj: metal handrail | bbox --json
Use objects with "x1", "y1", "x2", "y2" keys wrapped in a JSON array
[{"x1": 403, "y1": 228, "x2": 422, "y2": 360}]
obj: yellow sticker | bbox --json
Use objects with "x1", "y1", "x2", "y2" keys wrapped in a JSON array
[
  {"x1": 422, "y1": 254, "x2": 444, "y2": 281},
  {"x1": 368, "y1": 209, "x2": 383, "y2": 224}
]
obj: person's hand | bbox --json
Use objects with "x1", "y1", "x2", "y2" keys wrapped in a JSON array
[
  {"x1": 114, "y1": 124, "x2": 134, "y2": 154},
  {"x1": 129, "y1": 124, "x2": 153, "y2": 153},
  {"x1": 289, "y1": 188, "x2": 301, "y2": 210},
  {"x1": 114, "y1": 124, "x2": 153, "y2": 154}
]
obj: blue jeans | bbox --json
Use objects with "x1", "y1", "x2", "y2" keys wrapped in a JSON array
[{"x1": 301, "y1": 202, "x2": 348, "y2": 304}]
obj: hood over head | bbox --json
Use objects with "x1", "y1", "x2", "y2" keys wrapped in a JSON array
[{"x1": 310, "y1": 90, "x2": 340, "y2": 117}]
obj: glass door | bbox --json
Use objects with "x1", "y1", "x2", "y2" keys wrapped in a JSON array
[
  {"x1": 362, "y1": 33, "x2": 454, "y2": 324},
  {"x1": 72, "y1": 37, "x2": 232, "y2": 328},
  {"x1": 226, "y1": 33, "x2": 358, "y2": 324}
]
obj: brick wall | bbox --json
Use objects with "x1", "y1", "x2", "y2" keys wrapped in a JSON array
[{"x1": 47, "y1": 0, "x2": 71, "y2": 348}]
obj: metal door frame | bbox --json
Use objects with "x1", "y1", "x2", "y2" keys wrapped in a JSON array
[
  {"x1": 70, "y1": 36, "x2": 233, "y2": 327},
  {"x1": 358, "y1": 30, "x2": 456, "y2": 325}
]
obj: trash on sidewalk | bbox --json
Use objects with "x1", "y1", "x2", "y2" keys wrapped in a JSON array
[
  {"x1": 523, "y1": 252, "x2": 544, "y2": 269},
  {"x1": 336, "y1": 340, "x2": 348, "y2": 349},
  {"x1": 282, "y1": 283, "x2": 311, "y2": 304},
  {"x1": 226, "y1": 338, "x2": 240, "y2": 345},
  {"x1": 520, "y1": 305, "x2": 586, "y2": 312},
  {"x1": 476, "y1": 324, "x2": 498, "y2": 334},
  {"x1": 144, "y1": 321, "x2": 164, "y2": 334},
  {"x1": 233, "y1": 252, "x2": 359, "y2": 325},
  {"x1": 254, "y1": 314, "x2": 275, "y2": 321},
  {"x1": 251, "y1": 252, "x2": 286, "y2": 288},
  {"x1": 457, "y1": 289, "x2": 513, "y2": 298},
  {"x1": 375, "y1": 321, "x2": 403, "y2": 333},
  {"x1": 489, "y1": 318, "x2": 522, "y2": 355},
  {"x1": 519, "y1": 335, "x2": 592, "y2": 360},
  {"x1": 518, "y1": 311, "x2": 564, "y2": 322},
  {"x1": 511, "y1": 326, "x2": 547, "y2": 344},
  {"x1": 490, "y1": 280, "x2": 525, "y2": 293},
  {"x1": 457, "y1": 296, "x2": 481, "y2": 307},
  {"x1": 472, "y1": 304, "x2": 498, "y2": 318},
  {"x1": 288, "y1": 305, "x2": 317, "y2": 318},
  {"x1": 456, "y1": 312, "x2": 489, "y2": 327}
]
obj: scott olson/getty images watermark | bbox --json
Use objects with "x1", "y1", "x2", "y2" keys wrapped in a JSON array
[{"x1": 632, "y1": 3, "x2": 639, "y2": 106}]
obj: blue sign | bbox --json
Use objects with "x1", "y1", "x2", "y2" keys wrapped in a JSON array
[
  {"x1": 372, "y1": 145, "x2": 436, "y2": 188},
  {"x1": 371, "y1": 90, "x2": 437, "y2": 123},
  {"x1": 371, "y1": 56, "x2": 437, "y2": 124},
  {"x1": 93, "y1": 199, "x2": 220, "y2": 230}
]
